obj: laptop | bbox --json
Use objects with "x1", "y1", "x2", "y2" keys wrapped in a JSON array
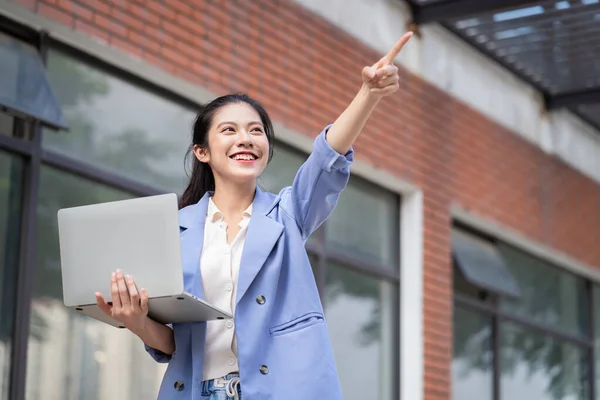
[{"x1": 57, "y1": 193, "x2": 232, "y2": 329}]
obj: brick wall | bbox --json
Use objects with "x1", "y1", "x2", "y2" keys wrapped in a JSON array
[{"x1": 9, "y1": 0, "x2": 600, "y2": 398}]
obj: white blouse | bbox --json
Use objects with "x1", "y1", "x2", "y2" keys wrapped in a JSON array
[{"x1": 199, "y1": 197, "x2": 252, "y2": 382}]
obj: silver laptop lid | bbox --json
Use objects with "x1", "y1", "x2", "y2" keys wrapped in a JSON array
[{"x1": 57, "y1": 193, "x2": 184, "y2": 307}]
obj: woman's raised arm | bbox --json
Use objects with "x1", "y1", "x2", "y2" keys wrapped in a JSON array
[{"x1": 279, "y1": 32, "x2": 414, "y2": 240}]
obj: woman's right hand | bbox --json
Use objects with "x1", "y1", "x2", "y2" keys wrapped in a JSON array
[{"x1": 95, "y1": 269, "x2": 149, "y2": 335}]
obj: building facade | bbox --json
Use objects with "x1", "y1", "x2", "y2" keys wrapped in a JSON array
[{"x1": 0, "y1": 1, "x2": 599, "y2": 400}]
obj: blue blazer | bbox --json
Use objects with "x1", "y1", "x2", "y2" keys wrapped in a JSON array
[{"x1": 146, "y1": 126, "x2": 353, "y2": 399}]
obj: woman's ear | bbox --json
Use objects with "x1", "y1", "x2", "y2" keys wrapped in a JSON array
[{"x1": 193, "y1": 144, "x2": 209, "y2": 163}]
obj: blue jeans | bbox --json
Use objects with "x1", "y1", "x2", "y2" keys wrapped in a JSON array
[{"x1": 201, "y1": 373, "x2": 242, "y2": 400}]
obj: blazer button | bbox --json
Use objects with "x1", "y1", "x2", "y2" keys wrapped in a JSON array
[
  {"x1": 260, "y1": 365, "x2": 269, "y2": 375},
  {"x1": 256, "y1": 295, "x2": 266, "y2": 305},
  {"x1": 174, "y1": 381, "x2": 184, "y2": 391}
]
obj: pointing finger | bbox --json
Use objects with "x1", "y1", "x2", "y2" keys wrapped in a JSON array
[{"x1": 380, "y1": 32, "x2": 413, "y2": 65}]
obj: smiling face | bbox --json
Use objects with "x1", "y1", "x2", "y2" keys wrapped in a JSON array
[{"x1": 193, "y1": 102, "x2": 270, "y2": 186}]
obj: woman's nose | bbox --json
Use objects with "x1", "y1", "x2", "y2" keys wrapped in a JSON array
[{"x1": 236, "y1": 130, "x2": 253, "y2": 145}]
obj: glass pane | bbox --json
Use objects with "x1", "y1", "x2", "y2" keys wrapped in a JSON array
[
  {"x1": 0, "y1": 113, "x2": 14, "y2": 136},
  {"x1": 0, "y1": 151, "x2": 23, "y2": 400},
  {"x1": 325, "y1": 262, "x2": 398, "y2": 400},
  {"x1": 42, "y1": 50, "x2": 196, "y2": 194},
  {"x1": 499, "y1": 243, "x2": 589, "y2": 338},
  {"x1": 260, "y1": 144, "x2": 307, "y2": 194},
  {"x1": 260, "y1": 145, "x2": 316, "y2": 244},
  {"x1": 452, "y1": 307, "x2": 493, "y2": 400},
  {"x1": 501, "y1": 322, "x2": 589, "y2": 400},
  {"x1": 326, "y1": 178, "x2": 399, "y2": 267},
  {"x1": 0, "y1": 32, "x2": 66, "y2": 129},
  {"x1": 26, "y1": 166, "x2": 167, "y2": 400}
]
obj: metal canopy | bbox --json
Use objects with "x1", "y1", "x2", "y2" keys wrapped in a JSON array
[{"x1": 408, "y1": 0, "x2": 600, "y2": 131}]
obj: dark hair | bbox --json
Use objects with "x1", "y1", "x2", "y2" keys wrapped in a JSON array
[{"x1": 179, "y1": 93, "x2": 275, "y2": 209}]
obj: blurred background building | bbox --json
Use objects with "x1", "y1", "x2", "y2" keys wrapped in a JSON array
[{"x1": 0, "y1": 0, "x2": 599, "y2": 399}]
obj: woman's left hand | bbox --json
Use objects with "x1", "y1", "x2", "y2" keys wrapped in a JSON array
[{"x1": 362, "y1": 32, "x2": 414, "y2": 98}]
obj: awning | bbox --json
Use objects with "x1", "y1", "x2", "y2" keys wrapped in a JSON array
[
  {"x1": 408, "y1": 0, "x2": 600, "y2": 131},
  {"x1": 0, "y1": 31, "x2": 67, "y2": 130},
  {"x1": 452, "y1": 228, "x2": 522, "y2": 298}
]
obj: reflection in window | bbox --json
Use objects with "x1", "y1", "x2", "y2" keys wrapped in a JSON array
[
  {"x1": 260, "y1": 144, "x2": 306, "y2": 194},
  {"x1": 452, "y1": 308, "x2": 493, "y2": 400},
  {"x1": 0, "y1": 113, "x2": 14, "y2": 136},
  {"x1": 453, "y1": 228, "x2": 597, "y2": 400},
  {"x1": 42, "y1": 50, "x2": 197, "y2": 194},
  {"x1": 498, "y1": 243, "x2": 589, "y2": 339},
  {"x1": 501, "y1": 323, "x2": 589, "y2": 400},
  {"x1": 260, "y1": 145, "x2": 317, "y2": 244},
  {"x1": 325, "y1": 262, "x2": 398, "y2": 400},
  {"x1": 326, "y1": 179, "x2": 399, "y2": 267},
  {"x1": 0, "y1": 151, "x2": 23, "y2": 400},
  {"x1": 26, "y1": 166, "x2": 166, "y2": 400},
  {"x1": 0, "y1": 32, "x2": 67, "y2": 130}
]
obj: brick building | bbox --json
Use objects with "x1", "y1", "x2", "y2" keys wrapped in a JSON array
[{"x1": 0, "y1": 0, "x2": 599, "y2": 400}]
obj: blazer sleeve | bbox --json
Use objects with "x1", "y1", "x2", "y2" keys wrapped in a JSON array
[
  {"x1": 279, "y1": 124, "x2": 354, "y2": 240},
  {"x1": 144, "y1": 344, "x2": 171, "y2": 363},
  {"x1": 144, "y1": 323, "x2": 173, "y2": 363}
]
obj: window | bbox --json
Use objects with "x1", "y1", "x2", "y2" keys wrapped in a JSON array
[
  {"x1": 21, "y1": 48, "x2": 203, "y2": 400},
  {"x1": 498, "y1": 242, "x2": 589, "y2": 338},
  {"x1": 42, "y1": 50, "x2": 196, "y2": 194},
  {"x1": 453, "y1": 307, "x2": 493, "y2": 400},
  {"x1": 452, "y1": 226, "x2": 595, "y2": 400},
  {"x1": 25, "y1": 166, "x2": 167, "y2": 400},
  {"x1": 325, "y1": 261, "x2": 399, "y2": 400},
  {"x1": 324, "y1": 180, "x2": 400, "y2": 400},
  {"x1": 260, "y1": 143, "x2": 320, "y2": 245},
  {"x1": 327, "y1": 179, "x2": 399, "y2": 268},
  {"x1": 0, "y1": 151, "x2": 24, "y2": 400},
  {"x1": 260, "y1": 142, "x2": 307, "y2": 194}
]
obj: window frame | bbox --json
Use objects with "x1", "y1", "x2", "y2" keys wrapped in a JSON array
[
  {"x1": 452, "y1": 222, "x2": 597, "y2": 400},
  {"x1": 0, "y1": 18, "x2": 46, "y2": 400},
  {"x1": 0, "y1": 144, "x2": 27, "y2": 400}
]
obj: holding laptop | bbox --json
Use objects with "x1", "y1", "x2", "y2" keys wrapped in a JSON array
[{"x1": 57, "y1": 193, "x2": 231, "y2": 329}]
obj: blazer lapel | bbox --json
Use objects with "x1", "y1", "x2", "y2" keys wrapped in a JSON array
[
  {"x1": 178, "y1": 193, "x2": 211, "y2": 299},
  {"x1": 236, "y1": 187, "x2": 284, "y2": 304}
]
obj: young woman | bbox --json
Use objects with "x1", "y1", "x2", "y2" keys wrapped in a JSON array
[{"x1": 95, "y1": 32, "x2": 413, "y2": 400}]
